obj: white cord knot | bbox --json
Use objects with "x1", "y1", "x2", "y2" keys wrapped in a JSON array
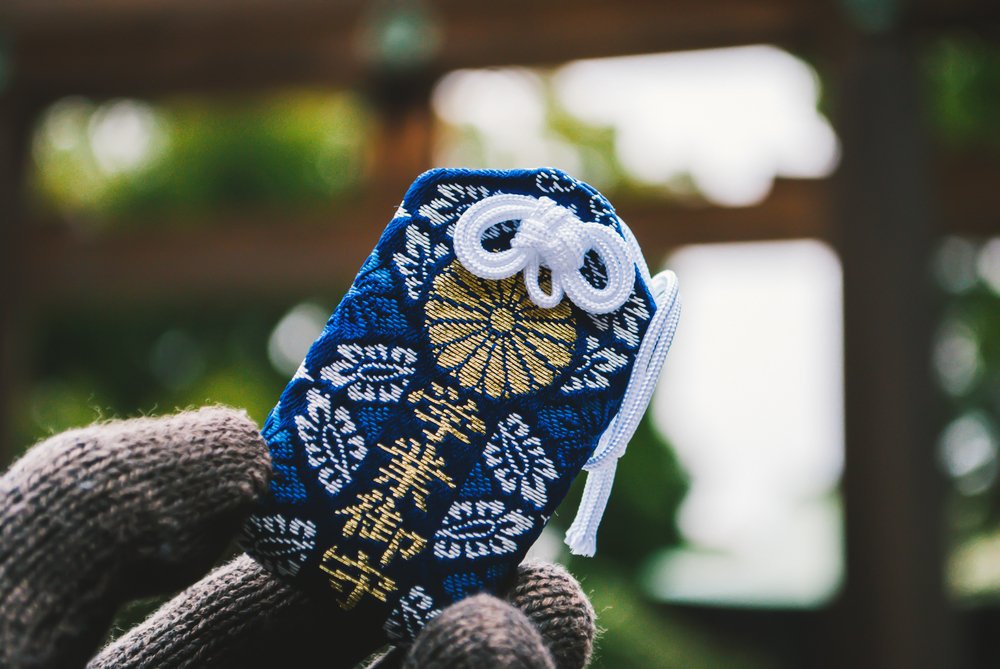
[
  {"x1": 511, "y1": 200, "x2": 589, "y2": 276},
  {"x1": 453, "y1": 193, "x2": 635, "y2": 314}
]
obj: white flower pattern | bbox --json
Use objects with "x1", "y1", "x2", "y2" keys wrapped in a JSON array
[
  {"x1": 393, "y1": 224, "x2": 448, "y2": 300},
  {"x1": 292, "y1": 359, "x2": 313, "y2": 382},
  {"x1": 433, "y1": 500, "x2": 533, "y2": 560},
  {"x1": 417, "y1": 183, "x2": 492, "y2": 233},
  {"x1": 560, "y1": 336, "x2": 628, "y2": 393},
  {"x1": 320, "y1": 343, "x2": 417, "y2": 403},
  {"x1": 385, "y1": 585, "x2": 441, "y2": 641},
  {"x1": 295, "y1": 388, "x2": 367, "y2": 496},
  {"x1": 536, "y1": 169, "x2": 579, "y2": 194},
  {"x1": 483, "y1": 414, "x2": 557, "y2": 509},
  {"x1": 242, "y1": 513, "x2": 317, "y2": 577},
  {"x1": 588, "y1": 193, "x2": 620, "y2": 228},
  {"x1": 588, "y1": 293, "x2": 650, "y2": 350}
]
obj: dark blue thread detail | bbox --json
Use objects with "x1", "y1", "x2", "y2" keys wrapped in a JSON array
[
  {"x1": 331, "y1": 264, "x2": 408, "y2": 340},
  {"x1": 356, "y1": 406, "x2": 392, "y2": 444},
  {"x1": 443, "y1": 572, "x2": 483, "y2": 600},
  {"x1": 271, "y1": 463, "x2": 308, "y2": 504},
  {"x1": 457, "y1": 462, "x2": 493, "y2": 500},
  {"x1": 263, "y1": 425, "x2": 307, "y2": 504},
  {"x1": 485, "y1": 564, "x2": 510, "y2": 586}
]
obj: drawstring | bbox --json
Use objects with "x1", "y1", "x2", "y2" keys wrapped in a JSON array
[
  {"x1": 452, "y1": 192, "x2": 681, "y2": 557},
  {"x1": 564, "y1": 270, "x2": 680, "y2": 556}
]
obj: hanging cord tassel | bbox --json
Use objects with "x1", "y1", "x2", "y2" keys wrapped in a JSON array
[{"x1": 564, "y1": 271, "x2": 681, "y2": 556}]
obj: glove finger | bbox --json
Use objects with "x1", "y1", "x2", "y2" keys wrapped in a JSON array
[
  {"x1": 508, "y1": 561, "x2": 596, "y2": 669},
  {"x1": 404, "y1": 593, "x2": 556, "y2": 669},
  {"x1": 90, "y1": 554, "x2": 381, "y2": 668},
  {"x1": 0, "y1": 406, "x2": 270, "y2": 669}
]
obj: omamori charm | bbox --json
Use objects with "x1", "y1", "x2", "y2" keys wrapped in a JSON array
[{"x1": 241, "y1": 167, "x2": 680, "y2": 644}]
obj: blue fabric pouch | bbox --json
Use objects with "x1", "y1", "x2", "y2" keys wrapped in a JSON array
[{"x1": 241, "y1": 167, "x2": 680, "y2": 643}]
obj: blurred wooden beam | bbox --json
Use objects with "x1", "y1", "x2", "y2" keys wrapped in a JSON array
[
  {"x1": 16, "y1": 148, "x2": 1000, "y2": 306},
  {"x1": 5, "y1": 0, "x2": 997, "y2": 99},
  {"x1": 3, "y1": 0, "x2": 829, "y2": 97},
  {"x1": 907, "y1": 0, "x2": 1000, "y2": 32},
  {"x1": 0, "y1": 92, "x2": 41, "y2": 467},
  {"x1": 19, "y1": 198, "x2": 392, "y2": 305},
  {"x1": 936, "y1": 151, "x2": 1000, "y2": 238},
  {"x1": 620, "y1": 180, "x2": 830, "y2": 249},
  {"x1": 15, "y1": 179, "x2": 823, "y2": 306},
  {"x1": 835, "y1": 34, "x2": 954, "y2": 669}
]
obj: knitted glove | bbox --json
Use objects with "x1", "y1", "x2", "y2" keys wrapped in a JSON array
[{"x1": 0, "y1": 407, "x2": 595, "y2": 669}]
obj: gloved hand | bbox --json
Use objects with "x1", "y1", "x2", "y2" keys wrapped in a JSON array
[{"x1": 0, "y1": 407, "x2": 596, "y2": 669}]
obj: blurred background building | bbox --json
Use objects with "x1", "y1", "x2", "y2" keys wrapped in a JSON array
[{"x1": 1, "y1": 1, "x2": 999, "y2": 667}]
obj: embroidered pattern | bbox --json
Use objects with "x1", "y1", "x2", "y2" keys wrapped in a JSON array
[
  {"x1": 320, "y1": 343, "x2": 417, "y2": 403},
  {"x1": 588, "y1": 192, "x2": 620, "y2": 230},
  {"x1": 536, "y1": 168, "x2": 579, "y2": 195},
  {"x1": 336, "y1": 490, "x2": 427, "y2": 566},
  {"x1": 375, "y1": 437, "x2": 455, "y2": 511},
  {"x1": 292, "y1": 360, "x2": 313, "y2": 382},
  {"x1": 262, "y1": 414, "x2": 307, "y2": 504},
  {"x1": 483, "y1": 414, "x2": 557, "y2": 509},
  {"x1": 336, "y1": 291, "x2": 407, "y2": 339},
  {"x1": 320, "y1": 548, "x2": 397, "y2": 609},
  {"x1": 333, "y1": 269, "x2": 408, "y2": 339},
  {"x1": 426, "y1": 261, "x2": 577, "y2": 399},
  {"x1": 410, "y1": 382, "x2": 486, "y2": 445},
  {"x1": 418, "y1": 182, "x2": 492, "y2": 230},
  {"x1": 385, "y1": 585, "x2": 441, "y2": 642},
  {"x1": 295, "y1": 389, "x2": 367, "y2": 496},
  {"x1": 588, "y1": 292, "x2": 651, "y2": 350},
  {"x1": 481, "y1": 219, "x2": 521, "y2": 250},
  {"x1": 317, "y1": 395, "x2": 452, "y2": 609},
  {"x1": 560, "y1": 336, "x2": 629, "y2": 394},
  {"x1": 394, "y1": 224, "x2": 448, "y2": 300},
  {"x1": 242, "y1": 513, "x2": 316, "y2": 577},
  {"x1": 433, "y1": 500, "x2": 533, "y2": 560}
]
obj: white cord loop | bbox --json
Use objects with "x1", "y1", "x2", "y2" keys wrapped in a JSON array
[
  {"x1": 453, "y1": 193, "x2": 635, "y2": 314},
  {"x1": 451, "y1": 189, "x2": 681, "y2": 557},
  {"x1": 564, "y1": 270, "x2": 681, "y2": 556}
]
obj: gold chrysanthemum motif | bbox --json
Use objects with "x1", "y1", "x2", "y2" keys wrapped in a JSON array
[{"x1": 425, "y1": 261, "x2": 577, "y2": 399}]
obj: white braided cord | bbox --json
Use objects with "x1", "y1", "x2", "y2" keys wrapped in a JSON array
[{"x1": 451, "y1": 192, "x2": 681, "y2": 556}]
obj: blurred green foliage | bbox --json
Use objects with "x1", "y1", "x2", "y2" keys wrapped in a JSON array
[
  {"x1": 926, "y1": 35, "x2": 1000, "y2": 149},
  {"x1": 912, "y1": 33, "x2": 1000, "y2": 604},
  {"x1": 580, "y1": 564, "x2": 775, "y2": 669},
  {"x1": 549, "y1": 418, "x2": 778, "y2": 667},
  {"x1": 15, "y1": 302, "x2": 297, "y2": 451},
  {"x1": 557, "y1": 417, "x2": 687, "y2": 571},
  {"x1": 30, "y1": 92, "x2": 370, "y2": 222},
  {"x1": 931, "y1": 238, "x2": 1000, "y2": 598}
]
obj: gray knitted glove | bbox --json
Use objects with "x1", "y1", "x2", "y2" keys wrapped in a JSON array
[{"x1": 0, "y1": 407, "x2": 596, "y2": 669}]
